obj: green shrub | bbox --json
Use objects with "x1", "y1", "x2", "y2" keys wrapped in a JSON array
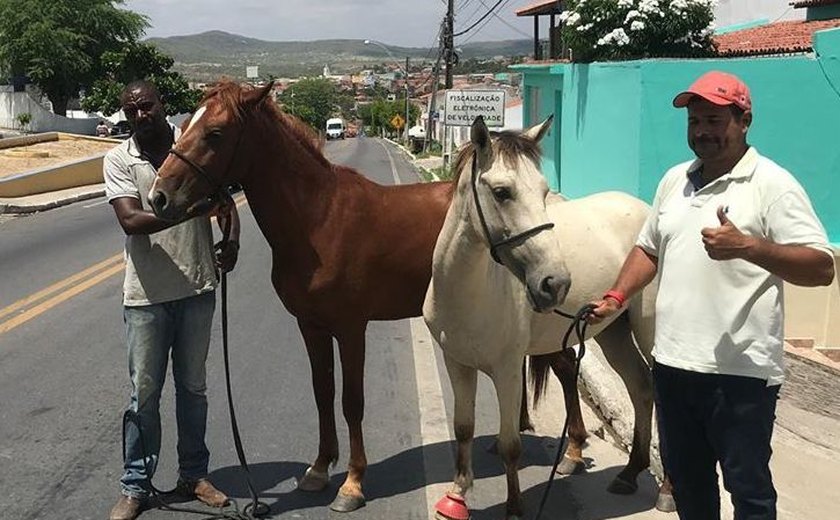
[
  {"x1": 16, "y1": 112, "x2": 32, "y2": 132},
  {"x1": 560, "y1": 0, "x2": 717, "y2": 63}
]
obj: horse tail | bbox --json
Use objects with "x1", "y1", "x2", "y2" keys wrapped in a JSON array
[{"x1": 528, "y1": 353, "x2": 554, "y2": 409}]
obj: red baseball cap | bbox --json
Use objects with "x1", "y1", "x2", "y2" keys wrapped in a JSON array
[{"x1": 673, "y1": 71, "x2": 752, "y2": 111}]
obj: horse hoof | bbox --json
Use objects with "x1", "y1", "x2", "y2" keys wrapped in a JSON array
[
  {"x1": 434, "y1": 492, "x2": 470, "y2": 520},
  {"x1": 607, "y1": 475, "x2": 638, "y2": 495},
  {"x1": 655, "y1": 492, "x2": 677, "y2": 513},
  {"x1": 297, "y1": 466, "x2": 329, "y2": 492},
  {"x1": 330, "y1": 492, "x2": 366, "y2": 512},
  {"x1": 557, "y1": 456, "x2": 585, "y2": 475}
]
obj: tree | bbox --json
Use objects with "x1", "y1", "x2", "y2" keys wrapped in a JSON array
[
  {"x1": 81, "y1": 43, "x2": 203, "y2": 116},
  {"x1": 560, "y1": 0, "x2": 717, "y2": 63},
  {"x1": 358, "y1": 97, "x2": 419, "y2": 137},
  {"x1": 0, "y1": 0, "x2": 148, "y2": 116},
  {"x1": 278, "y1": 78, "x2": 340, "y2": 130}
]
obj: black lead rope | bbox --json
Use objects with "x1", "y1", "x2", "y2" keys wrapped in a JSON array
[{"x1": 534, "y1": 303, "x2": 596, "y2": 520}]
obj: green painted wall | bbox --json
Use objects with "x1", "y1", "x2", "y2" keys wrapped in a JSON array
[{"x1": 516, "y1": 27, "x2": 840, "y2": 243}]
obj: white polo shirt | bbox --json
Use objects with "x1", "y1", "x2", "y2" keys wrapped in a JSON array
[{"x1": 637, "y1": 147, "x2": 832, "y2": 385}]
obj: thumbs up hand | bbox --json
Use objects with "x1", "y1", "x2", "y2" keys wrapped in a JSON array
[{"x1": 700, "y1": 205, "x2": 752, "y2": 260}]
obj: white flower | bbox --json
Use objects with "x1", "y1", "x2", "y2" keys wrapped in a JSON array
[
  {"x1": 630, "y1": 20, "x2": 646, "y2": 31},
  {"x1": 618, "y1": 0, "x2": 634, "y2": 8},
  {"x1": 598, "y1": 27, "x2": 631, "y2": 47},
  {"x1": 559, "y1": 10, "x2": 571, "y2": 23},
  {"x1": 577, "y1": 23, "x2": 594, "y2": 32},
  {"x1": 566, "y1": 12, "x2": 581, "y2": 26},
  {"x1": 625, "y1": 10, "x2": 641, "y2": 23}
]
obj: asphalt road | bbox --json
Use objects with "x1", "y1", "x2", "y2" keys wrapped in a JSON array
[{"x1": 0, "y1": 137, "x2": 664, "y2": 520}]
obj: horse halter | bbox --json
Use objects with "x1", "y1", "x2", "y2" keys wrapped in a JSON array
[
  {"x1": 165, "y1": 113, "x2": 248, "y2": 199},
  {"x1": 470, "y1": 150, "x2": 555, "y2": 265}
]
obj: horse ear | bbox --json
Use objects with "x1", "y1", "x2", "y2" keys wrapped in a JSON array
[
  {"x1": 523, "y1": 114, "x2": 554, "y2": 143},
  {"x1": 245, "y1": 81, "x2": 275, "y2": 106},
  {"x1": 470, "y1": 115, "x2": 492, "y2": 169}
]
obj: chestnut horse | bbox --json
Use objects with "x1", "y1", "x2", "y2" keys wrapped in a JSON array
[{"x1": 146, "y1": 82, "x2": 661, "y2": 513}]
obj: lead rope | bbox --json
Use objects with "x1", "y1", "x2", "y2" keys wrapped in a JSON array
[
  {"x1": 534, "y1": 304, "x2": 596, "y2": 520},
  {"x1": 217, "y1": 198, "x2": 270, "y2": 518}
]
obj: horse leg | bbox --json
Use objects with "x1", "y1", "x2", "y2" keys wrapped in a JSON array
[
  {"x1": 330, "y1": 324, "x2": 368, "y2": 512},
  {"x1": 627, "y1": 295, "x2": 675, "y2": 511},
  {"x1": 519, "y1": 360, "x2": 534, "y2": 432},
  {"x1": 594, "y1": 315, "x2": 654, "y2": 495},
  {"x1": 548, "y1": 349, "x2": 588, "y2": 475},
  {"x1": 435, "y1": 353, "x2": 477, "y2": 520},
  {"x1": 492, "y1": 363, "x2": 525, "y2": 520},
  {"x1": 488, "y1": 361, "x2": 530, "y2": 455},
  {"x1": 297, "y1": 319, "x2": 337, "y2": 492}
]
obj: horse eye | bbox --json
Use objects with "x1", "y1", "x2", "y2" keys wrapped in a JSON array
[
  {"x1": 492, "y1": 187, "x2": 513, "y2": 201},
  {"x1": 205, "y1": 128, "x2": 223, "y2": 140}
]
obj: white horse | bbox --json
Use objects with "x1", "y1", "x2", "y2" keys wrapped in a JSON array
[{"x1": 423, "y1": 116, "x2": 666, "y2": 519}]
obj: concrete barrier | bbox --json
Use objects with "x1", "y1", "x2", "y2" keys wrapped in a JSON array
[{"x1": 0, "y1": 132, "x2": 119, "y2": 197}]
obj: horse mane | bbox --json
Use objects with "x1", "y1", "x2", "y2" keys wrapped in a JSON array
[
  {"x1": 201, "y1": 80, "x2": 330, "y2": 165},
  {"x1": 452, "y1": 130, "x2": 542, "y2": 182}
]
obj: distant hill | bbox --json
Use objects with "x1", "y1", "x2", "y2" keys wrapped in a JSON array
[{"x1": 145, "y1": 30, "x2": 532, "y2": 82}]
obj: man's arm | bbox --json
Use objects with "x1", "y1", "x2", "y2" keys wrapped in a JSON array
[
  {"x1": 587, "y1": 246, "x2": 659, "y2": 324},
  {"x1": 110, "y1": 196, "x2": 214, "y2": 235},
  {"x1": 702, "y1": 206, "x2": 835, "y2": 287},
  {"x1": 214, "y1": 202, "x2": 241, "y2": 273}
]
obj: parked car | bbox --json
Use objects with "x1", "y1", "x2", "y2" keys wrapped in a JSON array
[{"x1": 110, "y1": 120, "x2": 132, "y2": 138}]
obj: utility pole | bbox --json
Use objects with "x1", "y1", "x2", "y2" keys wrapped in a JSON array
[
  {"x1": 444, "y1": 0, "x2": 454, "y2": 89},
  {"x1": 424, "y1": 23, "x2": 446, "y2": 153},
  {"x1": 404, "y1": 56, "x2": 410, "y2": 143}
]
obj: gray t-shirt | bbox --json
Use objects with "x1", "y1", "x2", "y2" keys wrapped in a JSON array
[{"x1": 103, "y1": 125, "x2": 217, "y2": 306}]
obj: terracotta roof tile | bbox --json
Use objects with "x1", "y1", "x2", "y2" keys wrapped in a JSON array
[
  {"x1": 516, "y1": 0, "x2": 565, "y2": 17},
  {"x1": 715, "y1": 19, "x2": 840, "y2": 57},
  {"x1": 790, "y1": 0, "x2": 840, "y2": 8}
]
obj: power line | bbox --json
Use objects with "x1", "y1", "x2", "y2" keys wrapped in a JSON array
[
  {"x1": 471, "y1": 0, "x2": 529, "y2": 39},
  {"x1": 453, "y1": 0, "x2": 506, "y2": 37}
]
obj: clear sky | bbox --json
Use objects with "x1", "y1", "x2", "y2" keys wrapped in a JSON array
[{"x1": 124, "y1": 0, "x2": 549, "y2": 48}]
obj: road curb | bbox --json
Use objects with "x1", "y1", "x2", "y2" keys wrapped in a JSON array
[{"x1": 0, "y1": 188, "x2": 105, "y2": 214}]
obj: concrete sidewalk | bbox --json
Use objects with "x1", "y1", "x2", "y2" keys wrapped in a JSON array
[
  {"x1": 580, "y1": 339, "x2": 840, "y2": 519},
  {"x1": 0, "y1": 183, "x2": 104, "y2": 214}
]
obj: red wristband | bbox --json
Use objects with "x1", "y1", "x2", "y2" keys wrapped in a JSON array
[{"x1": 603, "y1": 290, "x2": 627, "y2": 307}]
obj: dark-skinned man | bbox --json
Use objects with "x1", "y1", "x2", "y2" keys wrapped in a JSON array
[
  {"x1": 588, "y1": 71, "x2": 834, "y2": 520},
  {"x1": 104, "y1": 80, "x2": 241, "y2": 520}
]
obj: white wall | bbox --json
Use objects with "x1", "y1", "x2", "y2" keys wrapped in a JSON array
[
  {"x1": 715, "y1": 0, "x2": 804, "y2": 28},
  {"x1": 0, "y1": 92, "x2": 99, "y2": 135}
]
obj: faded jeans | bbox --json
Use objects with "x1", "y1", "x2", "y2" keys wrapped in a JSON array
[{"x1": 120, "y1": 291, "x2": 216, "y2": 498}]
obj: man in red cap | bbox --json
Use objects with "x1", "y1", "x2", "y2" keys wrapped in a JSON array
[{"x1": 588, "y1": 70, "x2": 834, "y2": 519}]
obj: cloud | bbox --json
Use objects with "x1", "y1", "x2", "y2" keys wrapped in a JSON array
[{"x1": 125, "y1": 0, "x2": 542, "y2": 47}]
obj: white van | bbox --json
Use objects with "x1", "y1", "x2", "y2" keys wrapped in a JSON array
[{"x1": 325, "y1": 118, "x2": 345, "y2": 140}]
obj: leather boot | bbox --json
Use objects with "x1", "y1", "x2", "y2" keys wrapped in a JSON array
[
  {"x1": 177, "y1": 478, "x2": 229, "y2": 508},
  {"x1": 109, "y1": 495, "x2": 142, "y2": 520}
]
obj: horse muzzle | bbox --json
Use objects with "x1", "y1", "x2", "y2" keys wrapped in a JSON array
[{"x1": 527, "y1": 272, "x2": 571, "y2": 313}]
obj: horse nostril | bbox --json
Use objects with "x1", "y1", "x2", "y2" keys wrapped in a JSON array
[
  {"x1": 540, "y1": 275, "x2": 571, "y2": 303},
  {"x1": 541, "y1": 276, "x2": 558, "y2": 298},
  {"x1": 151, "y1": 190, "x2": 167, "y2": 211}
]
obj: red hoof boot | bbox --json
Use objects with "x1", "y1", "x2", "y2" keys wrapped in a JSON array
[{"x1": 434, "y1": 492, "x2": 470, "y2": 520}]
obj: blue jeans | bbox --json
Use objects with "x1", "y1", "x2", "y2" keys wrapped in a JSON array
[
  {"x1": 653, "y1": 362, "x2": 779, "y2": 520},
  {"x1": 120, "y1": 291, "x2": 216, "y2": 498}
]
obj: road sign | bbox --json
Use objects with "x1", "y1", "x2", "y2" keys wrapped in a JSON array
[
  {"x1": 390, "y1": 114, "x2": 405, "y2": 130},
  {"x1": 444, "y1": 89, "x2": 505, "y2": 127},
  {"x1": 246, "y1": 65, "x2": 259, "y2": 79}
]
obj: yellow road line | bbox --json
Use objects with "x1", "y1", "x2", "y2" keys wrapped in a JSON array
[
  {"x1": 0, "y1": 262, "x2": 125, "y2": 334},
  {"x1": 0, "y1": 194, "x2": 249, "y2": 335},
  {"x1": 0, "y1": 253, "x2": 123, "y2": 321}
]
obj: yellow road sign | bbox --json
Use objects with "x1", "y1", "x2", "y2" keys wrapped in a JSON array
[{"x1": 390, "y1": 114, "x2": 405, "y2": 130}]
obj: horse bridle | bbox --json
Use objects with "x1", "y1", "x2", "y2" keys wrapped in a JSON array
[
  {"x1": 165, "y1": 114, "x2": 248, "y2": 202},
  {"x1": 470, "y1": 150, "x2": 556, "y2": 265}
]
